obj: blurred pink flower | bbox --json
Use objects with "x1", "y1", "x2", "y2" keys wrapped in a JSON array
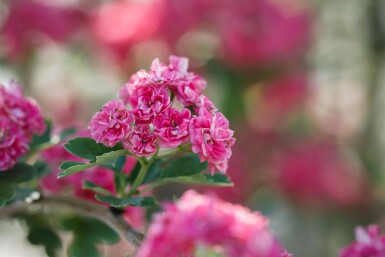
[
  {"x1": 1, "y1": 81, "x2": 45, "y2": 138},
  {"x1": 90, "y1": 0, "x2": 163, "y2": 62},
  {"x1": 274, "y1": 140, "x2": 367, "y2": 207},
  {"x1": 0, "y1": 81, "x2": 45, "y2": 171},
  {"x1": 123, "y1": 125, "x2": 157, "y2": 157},
  {"x1": 217, "y1": 0, "x2": 311, "y2": 67},
  {"x1": 281, "y1": 250, "x2": 293, "y2": 257},
  {"x1": 136, "y1": 190, "x2": 283, "y2": 257},
  {"x1": 1, "y1": 0, "x2": 84, "y2": 59},
  {"x1": 89, "y1": 100, "x2": 134, "y2": 147},
  {"x1": 189, "y1": 108, "x2": 235, "y2": 173},
  {"x1": 0, "y1": 117, "x2": 29, "y2": 171},
  {"x1": 339, "y1": 225, "x2": 385, "y2": 257},
  {"x1": 153, "y1": 108, "x2": 191, "y2": 148}
]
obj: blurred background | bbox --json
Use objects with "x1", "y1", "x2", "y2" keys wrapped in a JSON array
[{"x1": 1, "y1": 0, "x2": 385, "y2": 256}]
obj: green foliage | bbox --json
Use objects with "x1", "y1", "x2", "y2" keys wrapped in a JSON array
[
  {"x1": 61, "y1": 216, "x2": 120, "y2": 257},
  {"x1": 159, "y1": 154, "x2": 208, "y2": 178},
  {"x1": 64, "y1": 137, "x2": 123, "y2": 162},
  {"x1": 0, "y1": 163, "x2": 38, "y2": 207},
  {"x1": 83, "y1": 181, "x2": 112, "y2": 196},
  {"x1": 22, "y1": 214, "x2": 62, "y2": 257},
  {"x1": 29, "y1": 119, "x2": 52, "y2": 148},
  {"x1": 95, "y1": 195, "x2": 158, "y2": 207},
  {"x1": 58, "y1": 161, "x2": 97, "y2": 178}
]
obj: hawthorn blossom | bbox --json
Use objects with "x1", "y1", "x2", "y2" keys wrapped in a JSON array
[
  {"x1": 339, "y1": 225, "x2": 385, "y2": 257},
  {"x1": 0, "y1": 81, "x2": 45, "y2": 171},
  {"x1": 130, "y1": 86, "x2": 171, "y2": 124},
  {"x1": 0, "y1": 118, "x2": 29, "y2": 171},
  {"x1": 189, "y1": 108, "x2": 235, "y2": 173},
  {"x1": 153, "y1": 108, "x2": 191, "y2": 147},
  {"x1": 89, "y1": 100, "x2": 134, "y2": 147},
  {"x1": 123, "y1": 125, "x2": 157, "y2": 157},
  {"x1": 136, "y1": 190, "x2": 283, "y2": 257},
  {"x1": 1, "y1": 81, "x2": 45, "y2": 138}
]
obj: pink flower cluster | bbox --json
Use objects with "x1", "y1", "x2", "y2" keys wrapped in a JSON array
[
  {"x1": 90, "y1": 56, "x2": 235, "y2": 173},
  {"x1": 136, "y1": 190, "x2": 284, "y2": 257},
  {"x1": 0, "y1": 81, "x2": 45, "y2": 171},
  {"x1": 339, "y1": 225, "x2": 385, "y2": 257}
]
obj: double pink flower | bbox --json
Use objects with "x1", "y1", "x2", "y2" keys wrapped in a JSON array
[{"x1": 90, "y1": 56, "x2": 235, "y2": 172}]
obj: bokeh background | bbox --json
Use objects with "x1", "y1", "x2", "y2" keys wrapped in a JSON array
[{"x1": 1, "y1": 0, "x2": 385, "y2": 256}]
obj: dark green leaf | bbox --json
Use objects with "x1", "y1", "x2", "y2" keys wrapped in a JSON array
[
  {"x1": 141, "y1": 159, "x2": 162, "y2": 184},
  {"x1": 64, "y1": 137, "x2": 123, "y2": 161},
  {"x1": 0, "y1": 185, "x2": 15, "y2": 207},
  {"x1": 28, "y1": 227, "x2": 62, "y2": 257},
  {"x1": 29, "y1": 119, "x2": 52, "y2": 148},
  {"x1": 114, "y1": 155, "x2": 127, "y2": 172},
  {"x1": 83, "y1": 181, "x2": 111, "y2": 196},
  {"x1": 95, "y1": 149, "x2": 129, "y2": 163},
  {"x1": 158, "y1": 173, "x2": 233, "y2": 187},
  {"x1": 96, "y1": 195, "x2": 157, "y2": 207},
  {"x1": 61, "y1": 216, "x2": 120, "y2": 245},
  {"x1": 33, "y1": 160, "x2": 51, "y2": 178},
  {"x1": 59, "y1": 127, "x2": 77, "y2": 141},
  {"x1": 126, "y1": 161, "x2": 142, "y2": 184},
  {"x1": 159, "y1": 154, "x2": 208, "y2": 178},
  {"x1": 0, "y1": 163, "x2": 37, "y2": 183},
  {"x1": 67, "y1": 240, "x2": 99, "y2": 257},
  {"x1": 58, "y1": 161, "x2": 96, "y2": 178}
]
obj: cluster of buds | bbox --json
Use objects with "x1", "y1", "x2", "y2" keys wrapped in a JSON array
[
  {"x1": 90, "y1": 56, "x2": 235, "y2": 173},
  {"x1": 0, "y1": 81, "x2": 45, "y2": 170}
]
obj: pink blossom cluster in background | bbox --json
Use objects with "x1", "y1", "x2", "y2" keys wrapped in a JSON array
[
  {"x1": 90, "y1": 0, "x2": 310, "y2": 68},
  {"x1": 40, "y1": 131, "x2": 144, "y2": 229},
  {"x1": 90, "y1": 56, "x2": 235, "y2": 173},
  {"x1": 136, "y1": 190, "x2": 285, "y2": 257},
  {"x1": 1, "y1": 0, "x2": 84, "y2": 60},
  {"x1": 0, "y1": 81, "x2": 45, "y2": 171},
  {"x1": 339, "y1": 225, "x2": 385, "y2": 257}
]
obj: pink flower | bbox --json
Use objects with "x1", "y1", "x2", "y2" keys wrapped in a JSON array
[
  {"x1": 217, "y1": 0, "x2": 311, "y2": 67},
  {"x1": 189, "y1": 108, "x2": 235, "y2": 173},
  {"x1": 136, "y1": 190, "x2": 283, "y2": 257},
  {"x1": 89, "y1": 100, "x2": 134, "y2": 147},
  {"x1": 1, "y1": 0, "x2": 84, "y2": 59},
  {"x1": 1, "y1": 81, "x2": 45, "y2": 138},
  {"x1": 130, "y1": 86, "x2": 171, "y2": 124},
  {"x1": 339, "y1": 225, "x2": 385, "y2": 257},
  {"x1": 153, "y1": 108, "x2": 191, "y2": 148},
  {"x1": 274, "y1": 140, "x2": 367, "y2": 207},
  {"x1": 123, "y1": 125, "x2": 157, "y2": 157},
  {"x1": 0, "y1": 117, "x2": 29, "y2": 171}
]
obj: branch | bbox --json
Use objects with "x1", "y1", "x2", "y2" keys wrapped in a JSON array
[{"x1": 0, "y1": 194, "x2": 144, "y2": 247}]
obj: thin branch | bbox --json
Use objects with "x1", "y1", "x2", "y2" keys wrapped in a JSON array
[{"x1": 0, "y1": 194, "x2": 144, "y2": 247}]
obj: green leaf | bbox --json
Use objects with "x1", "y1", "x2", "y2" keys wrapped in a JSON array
[
  {"x1": 95, "y1": 195, "x2": 158, "y2": 207},
  {"x1": 29, "y1": 119, "x2": 52, "y2": 148},
  {"x1": 158, "y1": 173, "x2": 233, "y2": 187},
  {"x1": 114, "y1": 155, "x2": 127, "y2": 172},
  {"x1": 95, "y1": 149, "x2": 129, "y2": 164},
  {"x1": 61, "y1": 216, "x2": 120, "y2": 244},
  {"x1": 62, "y1": 216, "x2": 120, "y2": 257},
  {"x1": 159, "y1": 154, "x2": 208, "y2": 179},
  {"x1": 59, "y1": 127, "x2": 77, "y2": 141},
  {"x1": 21, "y1": 213, "x2": 62, "y2": 257},
  {"x1": 0, "y1": 163, "x2": 37, "y2": 183},
  {"x1": 58, "y1": 161, "x2": 97, "y2": 178},
  {"x1": 28, "y1": 227, "x2": 62, "y2": 257},
  {"x1": 141, "y1": 159, "x2": 162, "y2": 184},
  {"x1": 127, "y1": 162, "x2": 143, "y2": 184},
  {"x1": 83, "y1": 181, "x2": 112, "y2": 196},
  {"x1": 0, "y1": 185, "x2": 15, "y2": 207},
  {"x1": 33, "y1": 160, "x2": 51, "y2": 178},
  {"x1": 64, "y1": 137, "x2": 123, "y2": 161}
]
